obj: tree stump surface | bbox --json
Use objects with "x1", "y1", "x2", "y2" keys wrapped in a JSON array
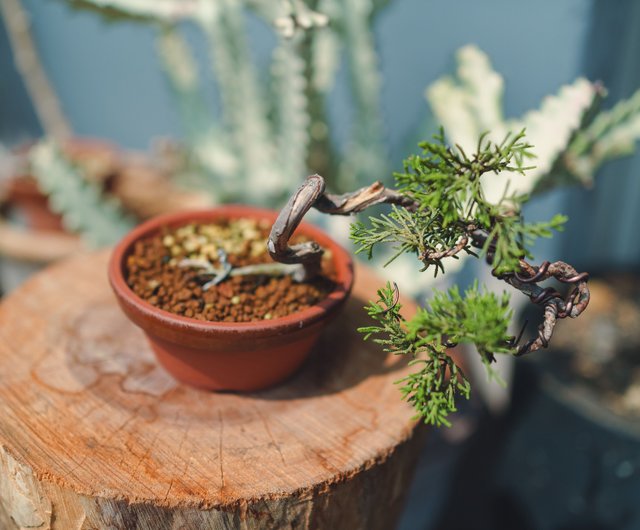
[{"x1": 0, "y1": 250, "x2": 423, "y2": 529}]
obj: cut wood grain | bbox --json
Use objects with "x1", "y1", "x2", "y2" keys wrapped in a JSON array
[{"x1": 0, "y1": 250, "x2": 424, "y2": 529}]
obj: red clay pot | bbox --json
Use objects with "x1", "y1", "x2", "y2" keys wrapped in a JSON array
[
  {"x1": 6, "y1": 176, "x2": 66, "y2": 232},
  {"x1": 108, "y1": 206, "x2": 354, "y2": 392},
  {"x1": 5, "y1": 138, "x2": 120, "y2": 232}
]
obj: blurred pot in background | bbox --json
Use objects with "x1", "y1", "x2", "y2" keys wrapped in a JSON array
[
  {"x1": 0, "y1": 138, "x2": 211, "y2": 293},
  {"x1": 534, "y1": 273, "x2": 640, "y2": 439}
]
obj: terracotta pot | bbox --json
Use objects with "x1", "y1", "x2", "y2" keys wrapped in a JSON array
[
  {"x1": 6, "y1": 176, "x2": 66, "y2": 232},
  {"x1": 108, "y1": 206, "x2": 354, "y2": 392},
  {"x1": 4, "y1": 138, "x2": 121, "y2": 233},
  {"x1": 3, "y1": 137, "x2": 211, "y2": 236}
]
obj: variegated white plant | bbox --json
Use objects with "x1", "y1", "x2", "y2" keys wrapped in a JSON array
[
  {"x1": 29, "y1": 141, "x2": 136, "y2": 246},
  {"x1": 427, "y1": 45, "x2": 598, "y2": 203}
]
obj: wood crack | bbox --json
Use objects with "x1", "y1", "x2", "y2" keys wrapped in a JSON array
[
  {"x1": 255, "y1": 407, "x2": 286, "y2": 466},
  {"x1": 218, "y1": 410, "x2": 225, "y2": 491}
]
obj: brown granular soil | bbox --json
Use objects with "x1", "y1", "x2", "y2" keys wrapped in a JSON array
[{"x1": 125, "y1": 219, "x2": 337, "y2": 322}]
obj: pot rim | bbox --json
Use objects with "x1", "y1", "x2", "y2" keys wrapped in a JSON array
[{"x1": 108, "y1": 205, "x2": 354, "y2": 337}]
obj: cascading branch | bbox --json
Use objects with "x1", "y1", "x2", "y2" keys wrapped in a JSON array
[{"x1": 269, "y1": 130, "x2": 590, "y2": 427}]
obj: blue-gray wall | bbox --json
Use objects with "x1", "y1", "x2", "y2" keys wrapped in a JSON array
[{"x1": 565, "y1": 0, "x2": 640, "y2": 271}]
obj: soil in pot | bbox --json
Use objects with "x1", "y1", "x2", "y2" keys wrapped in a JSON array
[{"x1": 125, "y1": 217, "x2": 337, "y2": 322}]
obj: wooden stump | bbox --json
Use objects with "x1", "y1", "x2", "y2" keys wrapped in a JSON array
[{"x1": 0, "y1": 250, "x2": 424, "y2": 530}]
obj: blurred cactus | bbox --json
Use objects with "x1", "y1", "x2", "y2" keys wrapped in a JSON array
[
  {"x1": 29, "y1": 141, "x2": 135, "y2": 247},
  {"x1": 426, "y1": 45, "x2": 640, "y2": 201},
  {"x1": 65, "y1": 0, "x2": 387, "y2": 206},
  {"x1": 427, "y1": 45, "x2": 599, "y2": 202},
  {"x1": 560, "y1": 86, "x2": 640, "y2": 185}
]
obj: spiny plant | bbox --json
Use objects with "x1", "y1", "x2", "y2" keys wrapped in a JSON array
[
  {"x1": 268, "y1": 130, "x2": 590, "y2": 427},
  {"x1": 427, "y1": 44, "x2": 640, "y2": 197},
  {"x1": 56, "y1": 0, "x2": 388, "y2": 203},
  {"x1": 30, "y1": 141, "x2": 136, "y2": 246}
]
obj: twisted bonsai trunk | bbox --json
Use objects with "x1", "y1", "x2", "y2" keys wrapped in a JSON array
[{"x1": 268, "y1": 174, "x2": 590, "y2": 356}]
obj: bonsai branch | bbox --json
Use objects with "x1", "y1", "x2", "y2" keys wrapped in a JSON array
[
  {"x1": 179, "y1": 250, "x2": 306, "y2": 290},
  {"x1": 268, "y1": 174, "x2": 417, "y2": 278},
  {"x1": 504, "y1": 260, "x2": 589, "y2": 354},
  {"x1": 468, "y1": 228, "x2": 589, "y2": 354},
  {"x1": 271, "y1": 174, "x2": 590, "y2": 357},
  {"x1": 421, "y1": 234, "x2": 470, "y2": 263}
]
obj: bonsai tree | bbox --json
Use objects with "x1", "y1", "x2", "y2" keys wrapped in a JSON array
[{"x1": 269, "y1": 130, "x2": 590, "y2": 426}]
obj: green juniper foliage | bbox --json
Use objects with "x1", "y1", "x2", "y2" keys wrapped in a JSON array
[
  {"x1": 353, "y1": 130, "x2": 567, "y2": 426},
  {"x1": 360, "y1": 282, "x2": 513, "y2": 427},
  {"x1": 351, "y1": 130, "x2": 566, "y2": 275}
]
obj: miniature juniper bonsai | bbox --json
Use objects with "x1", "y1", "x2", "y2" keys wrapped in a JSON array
[{"x1": 268, "y1": 130, "x2": 590, "y2": 427}]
